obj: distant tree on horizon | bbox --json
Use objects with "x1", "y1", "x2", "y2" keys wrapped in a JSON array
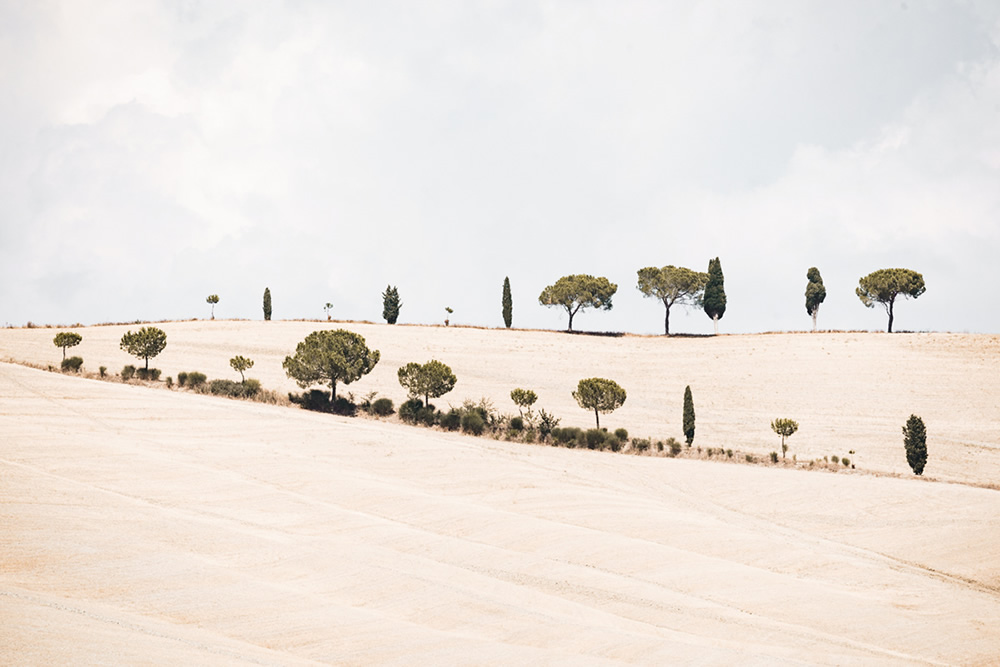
[
  {"x1": 805, "y1": 267, "x2": 827, "y2": 332},
  {"x1": 636, "y1": 265, "x2": 708, "y2": 335},
  {"x1": 382, "y1": 285, "x2": 401, "y2": 324},
  {"x1": 502, "y1": 276, "x2": 513, "y2": 329},
  {"x1": 538, "y1": 274, "x2": 617, "y2": 332},
  {"x1": 856, "y1": 268, "x2": 926, "y2": 333},
  {"x1": 263, "y1": 287, "x2": 272, "y2": 321},
  {"x1": 283, "y1": 329, "x2": 380, "y2": 406},
  {"x1": 206, "y1": 294, "x2": 219, "y2": 320},
  {"x1": 324, "y1": 302, "x2": 334, "y2": 321},
  {"x1": 573, "y1": 377, "x2": 626, "y2": 429},
  {"x1": 53, "y1": 331, "x2": 82, "y2": 360},
  {"x1": 703, "y1": 258, "x2": 726, "y2": 334},
  {"x1": 120, "y1": 326, "x2": 167, "y2": 370}
]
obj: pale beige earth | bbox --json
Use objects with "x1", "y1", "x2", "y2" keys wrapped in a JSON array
[{"x1": 2, "y1": 322, "x2": 1000, "y2": 664}]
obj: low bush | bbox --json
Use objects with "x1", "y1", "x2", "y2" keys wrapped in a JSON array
[
  {"x1": 398, "y1": 398, "x2": 424, "y2": 424},
  {"x1": 726, "y1": 449, "x2": 733, "y2": 458},
  {"x1": 745, "y1": 454, "x2": 755, "y2": 463},
  {"x1": 417, "y1": 404, "x2": 437, "y2": 426},
  {"x1": 371, "y1": 397, "x2": 395, "y2": 416},
  {"x1": 61, "y1": 356, "x2": 83, "y2": 373},
  {"x1": 185, "y1": 372, "x2": 207, "y2": 388},
  {"x1": 509, "y1": 416, "x2": 524, "y2": 431},
  {"x1": 831, "y1": 455, "x2": 840, "y2": 464},
  {"x1": 177, "y1": 371, "x2": 188, "y2": 387},
  {"x1": 536, "y1": 409, "x2": 560, "y2": 439},
  {"x1": 552, "y1": 427, "x2": 583, "y2": 448},
  {"x1": 614, "y1": 428, "x2": 628, "y2": 442},
  {"x1": 99, "y1": 366, "x2": 107, "y2": 378},
  {"x1": 606, "y1": 435, "x2": 623, "y2": 452},
  {"x1": 208, "y1": 378, "x2": 262, "y2": 399},
  {"x1": 585, "y1": 428, "x2": 606, "y2": 450},
  {"x1": 769, "y1": 451, "x2": 779, "y2": 463},
  {"x1": 523, "y1": 430, "x2": 536, "y2": 443},
  {"x1": 440, "y1": 409, "x2": 462, "y2": 431},
  {"x1": 166, "y1": 376, "x2": 173, "y2": 388},
  {"x1": 332, "y1": 395, "x2": 357, "y2": 416},
  {"x1": 632, "y1": 438, "x2": 651, "y2": 452},
  {"x1": 461, "y1": 411, "x2": 485, "y2": 435},
  {"x1": 135, "y1": 368, "x2": 161, "y2": 381},
  {"x1": 289, "y1": 389, "x2": 332, "y2": 412},
  {"x1": 841, "y1": 457, "x2": 851, "y2": 467},
  {"x1": 667, "y1": 437, "x2": 682, "y2": 457},
  {"x1": 121, "y1": 365, "x2": 136, "y2": 381}
]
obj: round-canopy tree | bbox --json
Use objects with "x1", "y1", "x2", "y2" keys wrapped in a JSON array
[
  {"x1": 230, "y1": 355, "x2": 254, "y2": 383},
  {"x1": 856, "y1": 268, "x2": 926, "y2": 333},
  {"x1": 703, "y1": 257, "x2": 726, "y2": 334},
  {"x1": 206, "y1": 294, "x2": 219, "y2": 320},
  {"x1": 283, "y1": 329, "x2": 380, "y2": 406},
  {"x1": 53, "y1": 331, "x2": 82, "y2": 360},
  {"x1": 770, "y1": 418, "x2": 799, "y2": 459},
  {"x1": 538, "y1": 274, "x2": 617, "y2": 332},
  {"x1": 510, "y1": 388, "x2": 538, "y2": 418},
  {"x1": 804, "y1": 267, "x2": 827, "y2": 331},
  {"x1": 573, "y1": 378, "x2": 626, "y2": 429},
  {"x1": 120, "y1": 327, "x2": 167, "y2": 370},
  {"x1": 397, "y1": 360, "x2": 457, "y2": 407},
  {"x1": 636, "y1": 265, "x2": 707, "y2": 335}
]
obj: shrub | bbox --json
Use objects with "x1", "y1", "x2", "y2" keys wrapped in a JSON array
[
  {"x1": 289, "y1": 389, "x2": 333, "y2": 412},
  {"x1": 99, "y1": 366, "x2": 107, "y2": 378},
  {"x1": 842, "y1": 457, "x2": 851, "y2": 467},
  {"x1": 177, "y1": 371, "x2": 188, "y2": 387},
  {"x1": 614, "y1": 427, "x2": 628, "y2": 442},
  {"x1": 667, "y1": 437, "x2": 682, "y2": 457},
  {"x1": 536, "y1": 409, "x2": 560, "y2": 439},
  {"x1": 61, "y1": 356, "x2": 83, "y2": 373},
  {"x1": 398, "y1": 398, "x2": 424, "y2": 424},
  {"x1": 417, "y1": 404, "x2": 437, "y2": 426},
  {"x1": 769, "y1": 451, "x2": 779, "y2": 463},
  {"x1": 371, "y1": 397, "x2": 395, "y2": 416},
  {"x1": 332, "y1": 395, "x2": 357, "y2": 416},
  {"x1": 831, "y1": 455, "x2": 840, "y2": 464},
  {"x1": 552, "y1": 426, "x2": 582, "y2": 447},
  {"x1": 186, "y1": 372, "x2": 207, "y2": 388},
  {"x1": 121, "y1": 365, "x2": 136, "y2": 381},
  {"x1": 166, "y1": 376, "x2": 173, "y2": 388},
  {"x1": 509, "y1": 416, "x2": 524, "y2": 431},
  {"x1": 440, "y1": 409, "x2": 462, "y2": 431},
  {"x1": 632, "y1": 438, "x2": 651, "y2": 452},
  {"x1": 656, "y1": 440, "x2": 664, "y2": 452},
  {"x1": 209, "y1": 378, "x2": 262, "y2": 399},
  {"x1": 726, "y1": 449, "x2": 733, "y2": 458},
  {"x1": 523, "y1": 430, "x2": 536, "y2": 443},
  {"x1": 607, "y1": 435, "x2": 622, "y2": 452},
  {"x1": 135, "y1": 368, "x2": 161, "y2": 381},
  {"x1": 461, "y1": 411, "x2": 485, "y2": 435},
  {"x1": 745, "y1": 454, "x2": 755, "y2": 463},
  {"x1": 585, "y1": 428, "x2": 606, "y2": 450}
]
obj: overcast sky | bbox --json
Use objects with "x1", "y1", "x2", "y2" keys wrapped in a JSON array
[{"x1": 2, "y1": 1, "x2": 998, "y2": 335}]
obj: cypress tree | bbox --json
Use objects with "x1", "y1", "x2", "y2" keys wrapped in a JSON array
[
  {"x1": 703, "y1": 257, "x2": 726, "y2": 334},
  {"x1": 263, "y1": 287, "x2": 272, "y2": 321},
  {"x1": 804, "y1": 267, "x2": 826, "y2": 331},
  {"x1": 683, "y1": 385, "x2": 695, "y2": 445},
  {"x1": 502, "y1": 276, "x2": 513, "y2": 328},
  {"x1": 903, "y1": 414, "x2": 927, "y2": 475},
  {"x1": 382, "y1": 285, "x2": 401, "y2": 324}
]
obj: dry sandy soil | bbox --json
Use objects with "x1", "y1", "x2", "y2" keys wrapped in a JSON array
[{"x1": 2, "y1": 322, "x2": 1000, "y2": 664}]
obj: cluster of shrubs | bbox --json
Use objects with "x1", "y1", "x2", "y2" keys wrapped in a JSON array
[
  {"x1": 289, "y1": 389, "x2": 357, "y2": 415},
  {"x1": 121, "y1": 365, "x2": 162, "y2": 381},
  {"x1": 61, "y1": 356, "x2": 83, "y2": 373},
  {"x1": 176, "y1": 371, "x2": 207, "y2": 388},
  {"x1": 550, "y1": 427, "x2": 629, "y2": 452}
]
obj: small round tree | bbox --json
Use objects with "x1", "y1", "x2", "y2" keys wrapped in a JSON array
[
  {"x1": 770, "y1": 418, "x2": 799, "y2": 459},
  {"x1": 903, "y1": 414, "x2": 927, "y2": 475},
  {"x1": 206, "y1": 294, "x2": 219, "y2": 320},
  {"x1": 53, "y1": 331, "x2": 82, "y2": 360},
  {"x1": 510, "y1": 388, "x2": 538, "y2": 418},
  {"x1": 120, "y1": 327, "x2": 167, "y2": 370},
  {"x1": 230, "y1": 355, "x2": 254, "y2": 383},
  {"x1": 283, "y1": 329, "x2": 380, "y2": 405},
  {"x1": 397, "y1": 360, "x2": 457, "y2": 407},
  {"x1": 573, "y1": 378, "x2": 626, "y2": 429},
  {"x1": 683, "y1": 385, "x2": 696, "y2": 445}
]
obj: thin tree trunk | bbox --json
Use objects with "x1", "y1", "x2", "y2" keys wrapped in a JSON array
[
  {"x1": 594, "y1": 408, "x2": 600, "y2": 429},
  {"x1": 62, "y1": 347, "x2": 66, "y2": 360},
  {"x1": 812, "y1": 308, "x2": 818, "y2": 332},
  {"x1": 330, "y1": 379, "x2": 337, "y2": 404},
  {"x1": 887, "y1": 298, "x2": 895, "y2": 333},
  {"x1": 663, "y1": 300, "x2": 671, "y2": 335},
  {"x1": 713, "y1": 314, "x2": 719, "y2": 335},
  {"x1": 567, "y1": 310, "x2": 574, "y2": 332}
]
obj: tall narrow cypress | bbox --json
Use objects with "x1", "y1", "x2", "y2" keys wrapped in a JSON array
[
  {"x1": 703, "y1": 257, "x2": 726, "y2": 334},
  {"x1": 903, "y1": 414, "x2": 927, "y2": 475},
  {"x1": 263, "y1": 287, "x2": 272, "y2": 321},
  {"x1": 683, "y1": 385, "x2": 695, "y2": 446},
  {"x1": 502, "y1": 276, "x2": 513, "y2": 328},
  {"x1": 382, "y1": 285, "x2": 401, "y2": 324}
]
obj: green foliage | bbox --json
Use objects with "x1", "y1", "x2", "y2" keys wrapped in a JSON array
[
  {"x1": 831, "y1": 455, "x2": 840, "y2": 464},
  {"x1": 230, "y1": 355, "x2": 254, "y2": 382},
  {"x1": 135, "y1": 368, "x2": 161, "y2": 381},
  {"x1": 841, "y1": 457, "x2": 851, "y2": 467},
  {"x1": 614, "y1": 427, "x2": 628, "y2": 442},
  {"x1": 121, "y1": 365, "x2": 136, "y2": 381},
  {"x1": 206, "y1": 294, "x2": 219, "y2": 319},
  {"x1": 120, "y1": 326, "x2": 167, "y2": 370},
  {"x1": 263, "y1": 287, "x2": 272, "y2": 321},
  {"x1": 536, "y1": 409, "x2": 560, "y2": 439},
  {"x1": 573, "y1": 377, "x2": 626, "y2": 429},
  {"x1": 771, "y1": 418, "x2": 799, "y2": 458},
  {"x1": 585, "y1": 428, "x2": 606, "y2": 449},
  {"x1": 440, "y1": 409, "x2": 462, "y2": 431},
  {"x1": 502, "y1": 276, "x2": 513, "y2": 328},
  {"x1": 397, "y1": 360, "x2": 457, "y2": 407},
  {"x1": 856, "y1": 268, "x2": 926, "y2": 332},
  {"x1": 552, "y1": 427, "x2": 585, "y2": 448},
  {"x1": 99, "y1": 365, "x2": 107, "y2": 378},
  {"x1": 509, "y1": 416, "x2": 524, "y2": 431},
  {"x1": 510, "y1": 388, "x2": 538, "y2": 417},
  {"x1": 53, "y1": 331, "x2": 82, "y2": 360},
  {"x1": 61, "y1": 356, "x2": 83, "y2": 372},
  {"x1": 770, "y1": 451, "x2": 779, "y2": 463},
  {"x1": 178, "y1": 371, "x2": 206, "y2": 388},
  {"x1": 745, "y1": 454, "x2": 755, "y2": 463},
  {"x1": 382, "y1": 285, "x2": 401, "y2": 324},
  {"x1": 703, "y1": 257, "x2": 726, "y2": 331},
  {"x1": 398, "y1": 398, "x2": 424, "y2": 424},
  {"x1": 371, "y1": 397, "x2": 395, "y2": 416},
  {"x1": 177, "y1": 372, "x2": 188, "y2": 386},
  {"x1": 461, "y1": 411, "x2": 485, "y2": 435},
  {"x1": 683, "y1": 385, "x2": 695, "y2": 445},
  {"x1": 166, "y1": 376, "x2": 173, "y2": 388},
  {"x1": 283, "y1": 329, "x2": 380, "y2": 406},
  {"x1": 209, "y1": 378, "x2": 261, "y2": 399},
  {"x1": 726, "y1": 449, "x2": 733, "y2": 458},
  {"x1": 632, "y1": 437, "x2": 651, "y2": 452},
  {"x1": 805, "y1": 267, "x2": 827, "y2": 330},
  {"x1": 667, "y1": 437, "x2": 682, "y2": 457},
  {"x1": 636, "y1": 265, "x2": 708, "y2": 335},
  {"x1": 903, "y1": 414, "x2": 927, "y2": 475},
  {"x1": 538, "y1": 274, "x2": 617, "y2": 331}
]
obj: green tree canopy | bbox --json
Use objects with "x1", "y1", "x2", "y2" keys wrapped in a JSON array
[
  {"x1": 53, "y1": 331, "x2": 82, "y2": 360},
  {"x1": 771, "y1": 418, "x2": 799, "y2": 458},
  {"x1": 283, "y1": 329, "x2": 380, "y2": 405},
  {"x1": 636, "y1": 265, "x2": 708, "y2": 335},
  {"x1": 382, "y1": 285, "x2": 401, "y2": 324},
  {"x1": 263, "y1": 287, "x2": 272, "y2": 321},
  {"x1": 230, "y1": 355, "x2": 254, "y2": 383},
  {"x1": 120, "y1": 327, "x2": 167, "y2": 370},
  {"x1": 502, "y1": 276, "x2": 513, "y2": 329},
  {"x1": 805, "y1": 267, "x2": 827, "y2": 331},
  {"x1": 397, "y1": 360, "x2": 457, "y2": 407},
  {"x1": 538, "y1": 274, "x2": 617, "y2": 331},
  {"x1": 703, "y1": 257, "x2": 726, "y2": 333},
  {"x1": 206, "y1": 294, "x2": 219, "y2": 319},
  {"x1": 572, "y1": 377, "x2": 626, "y2": 429},
  {"x1": 856, "y1": 268, "x2": 926, "y2": 333},
  {"x1": 510, "y1": 388, "x2": 538, "y2": 417},
  {"x1": 903, "y1": 414, "x2": 927, "y2": 475}
]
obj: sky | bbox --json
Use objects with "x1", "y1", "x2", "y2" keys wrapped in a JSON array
[{"x1": 2, "y1": 0, "x2": 999, "y2": 335}]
